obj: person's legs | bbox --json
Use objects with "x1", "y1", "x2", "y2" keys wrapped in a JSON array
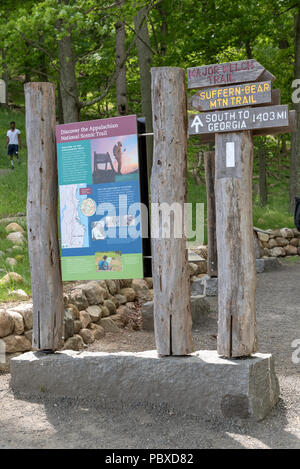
[
  {"x1": 14, "y1": 145, "x2": 20, "y2": 165},
  {"x1": 7, "y1": 145, "x2": 14, "y2": 170}
]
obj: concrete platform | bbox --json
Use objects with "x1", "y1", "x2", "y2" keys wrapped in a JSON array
[
  {"x1": 10, "y1": 350, "x2": 279, "y2": 421},
  {"x1": 256, "y1": 257, "x2": 281, "y2": 273}
]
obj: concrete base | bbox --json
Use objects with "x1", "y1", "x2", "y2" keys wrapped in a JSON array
[
  {"x1": 11, "y1": 350, "x2": 279, "y2": 421},
  {"x1": 200, "y1": 275, "x2": 218, "y2": 296},
  {"x1": 256, "y1": 257, "x2": 281, "y2": 273},
  {"x1": 142, "y1": 296, "x2": 211, "y2": 331}
]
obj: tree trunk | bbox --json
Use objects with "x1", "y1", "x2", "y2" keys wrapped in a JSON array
[
  {"x1": 158, "y1": 1, "x2": 168, "y2": 56},
  {"x1": 134, "y1": 7, "x2": 153, "y2": 178},
  {"x1": 57, "y1": 33, "x2": 80, "y2": 123},
  {"x1": 204, "y1": 151, "x2": 218, "y2": 277},
  {"x1": 290, "y1": 7, "x2": 300, "y2": 213},
  {"x1": 258, "y1": 138, "x2": 268, "y2": 206},
  {"x1": 25, "y1": 82, "x2": 64, "y2": 351},
  {"x1": 151, "y1": 67, "x2": 193, "y2": 356},
  {"x1": 1, "y1": 49, "x2": 8, "y2": 107},
  {"x1": 115, "y1": 0, "x2": 128, "y2": 116},
  {"x1": 215, "y1": 131, "x2": 257, "y2": 358}
]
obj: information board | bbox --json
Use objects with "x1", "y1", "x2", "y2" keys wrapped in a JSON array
[{"x1": 56, "y1": 115, "x2": 144, "y2": 280}]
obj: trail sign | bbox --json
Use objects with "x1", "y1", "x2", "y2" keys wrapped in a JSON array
[
  {"x1": 189, "y1": 104, "x2": 289, "y2": 135},
  {"x1": 192, "y1": 81, "x2": 272, "y2": 111},
  {"x1": 187, "y1": 59, "x2": 265, "y2": 89}
]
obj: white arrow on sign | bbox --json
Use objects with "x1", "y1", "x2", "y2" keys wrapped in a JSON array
[{"x1": 191, "y1": 115, "x2": 203, "y2": 133}]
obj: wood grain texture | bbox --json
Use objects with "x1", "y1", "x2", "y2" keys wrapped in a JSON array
[
  {"x1": 215, "y1": 131, "x2": 257, "y2": 357},
  {"x1": 204, "y1": 151, "x2": 217, "y2": 277},
  {"x1": 151, "y1": 67, "x2": 193, "y2": 356},
  {"x1": 25, "y1": 82, "x2": 64, "y2": 350}
]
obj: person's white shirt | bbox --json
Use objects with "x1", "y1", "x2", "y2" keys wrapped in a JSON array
[{"x1": 7, "y1": 129, "x2": 21, "y2": 145}]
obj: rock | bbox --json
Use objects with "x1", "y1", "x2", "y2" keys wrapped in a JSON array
[
  {"x1": 267, "y1": 238, "x2": 278, "y2": 249},
  {"x1": 67, "y1": 304, "x2": 80, "y2": 320},
  {"x1": 63, "y1": 293, "x2": 69, "y2": 307},
  {"x1": 289, "y1": 238, "x2": 299, "y2": 247},
  {"x1": 115, "y1": 294, "x2": 127, "y2": 305},
  {"x1": 103, "y1": 299, "x2": 116, "y2": 316},
  {"x1": 100, "y1": 305, "x2": 110, "y2": 318},
  {"x1": 24, "y1": 329, "x2": 33, "y2": 343},
  {"x1": 191, "y1": 245, "x2": 208, "y2": 259},
  {"x1": 106, "y1": 279, "x2": 118, "y2": 295},
  {"x1": 86, "y1": 305, "x2": 102, "y2": 322},
  {"x1": 16, "y1": 212, "x2": 25, "y2": 217},
  {"x1": 0, "y1": 272, "x2": 24, "y2": 286},
  {"x1": 270, "y1": 247, "x2": 286, "y2": 257},
  {"x1": 6, "y1": 257, "x2": 17, "y2": 267},
  {"x1": 190, "y1": 296, "x2": 211, "y2": 326},
  {"x1": 280, "y1": 228, "x2": 294, "y2": 238},
  {"x1": 144, "y1": 277, "x2": 153, "y2": 289},
  {"x1": 5, "y1": 223, "x2": 25, "y2": 234},
  {"x1": 89, "y1": 323, "x2": 105, "y2": 340},
  {"x1": 298, "y1": 247, "x2": 300, "y2": 256},
  {"x1": 257, "y1": 232, "x2": 269, "y2": 242},
  {"x1": 188, "y1": 263, "x2": 199, "y2": 276},
  {"x1": 119, "y1": 279, "x2": 132, "y2": 288},
  {"x1": 63, "y1": 334, "x2": 84, "y2": 351},
  {"x1": 293, "y1": 228, "x2": 300, "y2": 237},
  {"x1": 6, "y1": 232, "x2": 26, "y2": 245},
  {"x1": 97, "y1": 281, "x2": 109, "y2": 299},
  {"x1": 74, "y1": 320, "x2": 82, "y2": 334},
  {"x1": 131, "y1": 279, "x2": 152, "y2": 303},
  {"x1": 8, "y1": 289, "x2": 29, "y2": 300},
  {"x1": 10, "y1": 303, "x2": 33, "y2": 330},
  {"x1": 2, "y1": 335, "x2": 31, "y2": 353},
  {"x1": 99, "y1": 317, "x2": 120, "y2": 333},
  {"x1": 141, "y1": 302, "x2": 154, "y2": 330},
  {"x1": 119, "y1": 287, "x2": 136, "y2": 302},
  {"x1": 190, "y1": 278, "x2": 204, "y2": 296},
  {"x1": 82, "y1": 282, "x2": 105, "y2": 305},
  {"x1": 0, "y1": 353, "x2": 22, "y2": 374},
  {"x1": 0, "y1": 310, "x2": 14, "y2": 338},
  {"x1": 262, "y1": 247, "x2": 270, "y2": 257},
  {"x1": 110, "y1": 312, "x2": 128, "y2": 329},
  {"x1": 69, "y1": 288, "x2": 89, "y2": 311},
  {"x1": 64, "y1": 309, "x2": 74, "y2": 340},
  {"x1": 6, "y1": 311, "x2": 24, "y2": 335},
  {"x1": 275, "y1": 237, "x2": 289, "y2": 247},
  {"x1": 12, "y1": 245, "x2": 23, "y2": 251},
  {"x1": 79, "y1": 311, "x2": 92, "y2": 329},
  {"x1": 79, "y1": 328, "x2": 95, "y2": 344},
  {"x1": 253, "y1": 233, "x2": 262, "y2": 258},
  {"x1": 284, "y1": 245, "x2": 298, "y2": 256}
]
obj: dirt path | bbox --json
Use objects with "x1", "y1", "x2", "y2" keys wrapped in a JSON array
[{"x1": 0, "y1": 260, "x2": 299, "y2": 449}]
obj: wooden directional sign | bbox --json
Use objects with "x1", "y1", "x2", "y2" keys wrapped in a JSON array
[
  {"x1": 192, "y1": 81, "x2": 272, "y2": 111},
  {"x1": 187, "y1": 59, "x2": 265, "y2": 89},
  {"x1": 188, "y1": 105, "x2": 289, "y2": 135}
]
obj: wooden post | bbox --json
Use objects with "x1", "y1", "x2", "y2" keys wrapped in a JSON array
[
  {"x1": 204, "y1": 151, "x2": 218, "y2": 277},
  {"x1": 151, "y1": 67, "x2": 193, "y2": 356},
  {"x1": 215, "y1": 131, "x2": 257, "y2": 357},
  {"x1": 25, "y1": 82, "x2": 64, "y2": 351}
]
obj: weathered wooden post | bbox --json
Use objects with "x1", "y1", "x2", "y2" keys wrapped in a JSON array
[
  {"x1": 25, "y1": 82, "x2": 64, "y2": 350},
  {"x1": 151, "y1": 67, "x2": 193, "y2": 356},
  {"x1": 204, "y1": 151, "x2": 218, "y2": 277}
]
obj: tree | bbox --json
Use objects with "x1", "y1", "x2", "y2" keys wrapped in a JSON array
[{"x1": 115, "y1": 0, "x2": 128, "y2": 116}]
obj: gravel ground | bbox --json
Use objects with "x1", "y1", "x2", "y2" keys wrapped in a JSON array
[{"x1": 0, "y1": 259, "x2": 299, "y2": 449}]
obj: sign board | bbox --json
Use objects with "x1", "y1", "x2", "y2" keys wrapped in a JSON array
[
  {"x1": 56, "y1": 115, "x2": 144, "y2": 281},
  {"x1": 192, "y1": 81, "x2": 272, "y2": 111},
  {"x1": 189, "y1": 105, "x2": 289, "y2": 135},
  {"x1": 187, "y1": 59, "x2": 265, "y2": 89},
  {"x1": 0, "y1": 79, "x2": 6, "y2": 104}
]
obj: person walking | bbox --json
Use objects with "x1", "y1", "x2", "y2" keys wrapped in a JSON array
[
  {"x1": 113, "y1": 141, "x2": 123, "y2": 174},
  {"x1": 5, "y1": 121, "x2": 21, "y2": 170}
]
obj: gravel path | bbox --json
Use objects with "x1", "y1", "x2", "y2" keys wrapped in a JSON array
[{"x1": 0, "y1": 259, "x2": 299, "y2": 449}]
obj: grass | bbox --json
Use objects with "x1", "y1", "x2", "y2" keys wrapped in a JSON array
[{"x1": 0, "y1": 107, "x2": 297, "y2": 302}]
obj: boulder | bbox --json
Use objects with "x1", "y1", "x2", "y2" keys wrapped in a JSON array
[
  {"x1": 257, "y1": 232, "x2": 269, "y2": 243},
  {"x1": 0, "y1": 272, "x2": 24, "y2": 286},
  {"x1": 293, "y1": 228, "x2": 300, "y2": 237},
  {"x1": 144, "y1": 277, "x2": 153, "y2": 289},
  {"x1": 10, "y1": 303, "x2": 33, "y2": 330},
  {"x1": 74, "y1": 320, "x2": 82, "y2": 334},
  {"x1": 97, "y1": 281, "x2": 109, "y2": 299},
  {"x1": 270, "y1": 247, "x2": 286, "y2": 257},
  {"x1": 67, "y1": 304, "x2": 80, "y2": 320},
  {"x1": 289, "y1": 238, "x2": 299, "y2": 247},
  {"x1": 280, "y1": 228, "x2": 294, "y2": 238},
  {"x1": 82, "y1": 282, "x2": 105, "y2": 305},
  {"x1": 24, "y1": 329, "x2": 33, "y2": 343},
  {"x1": 119, "y1": 287, "x2": 136, "y2": 302},
  {"x1": 79, "y1": 328, "x2": 95, "y2": 345},
  {"x1": 119, "y1": 279, "x2": 132, "y2": 288},
  {"x1": 284, "y1": 245, "x2": 298, "y2": 256},
  {"x1": 7, "y1": 311, "x2": 24, "y2": 335},
  {"x1": 63, "y1": 334, "x2": 84, "y2": 351},
  {"x1": 69, "y1": 288, "x2": 89, "y2": 311},
  {"x1": 6, "y1": 232, "x2": 26, "y2": 245},
  {"x1": 6, "y1": 257, "x2": 17, "y2": 267},
  {"x1": 100, "y1": 305, "x2": 110, "y2": 318},
  {"x1": 103, "y1": 299, "x2": 116, "y2": 315},
  {"x1": 5, "y1": 223, "x2": 24, "y2": 234},
  {"x1": 79, "y1": 310, "x2": 92, "y2": 329},
  {"x1": 89, "y1": 323, "x2": 105, "y2": 340},
  {"x1": 86, "y1": 305, "x2": 102, "y2": 322},
  {"x1": 99, "y1": 317, "x2": 120, "y2": 333},
  {"x1": 141, "y1": 302, "x2": 154, "y2": 330},
  {"x1": 188, "y1": 263, "x2": 199, "y2": 276},
  {"x1": 275, "y1": 237, "x2": 289, "y2": 247},
  {"x1": 2, "y1": 335, "x2": 31, "y2": 353},
  {"x1": 8, "y1": 289, "x2": 29, "y2": 300},
  {"x1": 0, "y1": 310, "x2": 14, "y2": 338},
  {"x1": 131, "y1": 279, "x2": 152, "y2": 303},
  {"x1": 64, "y1": 309, "x2": 74, "y2": 340},
  {"x1": 267, "y1": 238, "x2": 277, "y2": 249},
  {"x1": 106, "y1": 279, "x2": 118, "y2": 295}
]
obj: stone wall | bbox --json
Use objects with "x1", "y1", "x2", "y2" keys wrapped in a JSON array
[{"x1": 255, "y1": 227, "x2": 300, "y2": 258}]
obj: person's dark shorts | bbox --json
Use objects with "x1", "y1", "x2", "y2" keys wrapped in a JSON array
[{"x1": 8, "y1": 144, "x2": 18, "y2": 156}]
